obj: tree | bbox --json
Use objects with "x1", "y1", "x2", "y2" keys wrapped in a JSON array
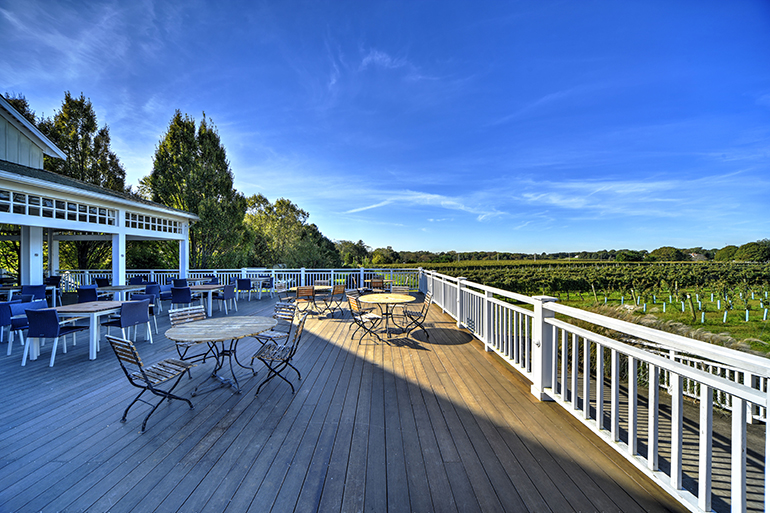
[
  {"x1": 714, "y1": 245, "x2": 739, "y2": 261},
  {"x1": 38, "y1": 92, "x2": 126, "y2": 192},
  {"x1": 141, "y1": 111, "x2": 249, "y2": 269},
  {"x1": 372, "y1": 246, "x2": 400, "y2": 265},
  {"x1": 614, "y1": 249, "x2": 644, "y2": 262},
  {"x1": 336, "y1": 240, "x2": 370, "y2": 266},
  {"x1": 3, "y1": 92, "x2": 37, "y2": 124},
  {"x1": 734, "y1": 241, "x2": 770, "y2": 262},
  {"x1": 646, "y1": 246, "x2": 686, "y2": 262}
]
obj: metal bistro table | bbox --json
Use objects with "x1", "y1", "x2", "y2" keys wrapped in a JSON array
[
  {"x1": 358, "y1": 293, "x2": 415, "y2": 338},
  {"x1": 165, "y1": 316, "x2": 277, "y2": 395}
]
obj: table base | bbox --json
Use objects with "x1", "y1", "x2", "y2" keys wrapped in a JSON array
[{"x1": 192, "y1": 338, "x2": 254, "y2": 396}]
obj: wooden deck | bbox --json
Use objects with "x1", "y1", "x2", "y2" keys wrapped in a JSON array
[{"x1": 0, "y1": 294, "x2": 693, "y2": 512}]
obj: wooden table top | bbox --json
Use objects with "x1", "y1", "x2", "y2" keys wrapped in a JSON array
[
  {"x1": 290, "y1": 285, "x2": 332, "y2": 292},
  {"x1": 358, "y1": 293, "x2": 414, "y2": 305},
  {"x1": 165, "y1": 316, "x2": 277, "y2": 343},
  {"x1": 97, "y1": 285, "x2": 145, "y2": 292},
  {"x1": 190, "y1": 284, "x2": 225, "y2": 291},
  {"x1": 53, "y1": 301, "x2": 125, "y2": 313}
]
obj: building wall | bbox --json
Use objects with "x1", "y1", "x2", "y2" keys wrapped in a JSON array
[{"x1": 0, "y1": 116, "x2": 44, "y2": 169}]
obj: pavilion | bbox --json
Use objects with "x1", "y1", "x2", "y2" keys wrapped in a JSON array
[{"x1": 0, "y1": 95, "x2": 198, "y2": 285}]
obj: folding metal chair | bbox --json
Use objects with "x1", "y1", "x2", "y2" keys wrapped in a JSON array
[
  {"x1": 347, "y1": 294, "x2": 382, "y2": 344},
  {"x1": 255, "y1": 302, "x2": 297, "y2": 346},
  {"x1": 319, "y1": 284, "x2": 346, "y2": 317},
  {"x1": 294, "y1": 286, "x2": 316, "y2": 313},
  {"x1": 252, "y1": 313, "x2": 308, "y2": 395},
  {"x1": 402, "y1": 292, "x2": 433, "y2": 339},
  {"x1": 107, "y1": 335, "x2": 195, "y2": 433},
  {"x1": 168, "y1": 305, "x2": 212, "y2": 365}
]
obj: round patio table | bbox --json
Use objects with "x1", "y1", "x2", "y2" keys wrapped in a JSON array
[
  {"x1": 358, "y1": 293, "x2": 415, "y2": 338},
  {"x1": 165, "y1": 316, "x2": 276, "y2": 395}
]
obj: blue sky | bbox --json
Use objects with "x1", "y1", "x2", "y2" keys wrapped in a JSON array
[{"x1": 2, "y1": 0, "x2": 769, "y2": 254}]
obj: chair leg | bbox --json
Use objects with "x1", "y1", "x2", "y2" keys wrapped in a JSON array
[
  {"x1": 49, "y1": 336, "x2": 61, "y2": 367},
  {"x1": 147, "y1": 322, "x2": 153, "y2": 344}
]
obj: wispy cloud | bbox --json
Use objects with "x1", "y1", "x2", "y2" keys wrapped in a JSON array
[
  {"x1": 344, "y1": 190, "x2": 505, "y2": 221},
  {"x1": 359, "y1": 49, "x2": 407, "y2": 71}
]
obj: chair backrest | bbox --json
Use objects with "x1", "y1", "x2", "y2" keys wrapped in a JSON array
[
  {"x1": 129, "y1": 276, "x2": 148, "y2": 285},
  {"x1": 236, "y1": 278, "x2": 251, "y2": 291},
  {"x1": 173, "y1": 278, "x2": 188, "y2": 287},
  {"x1": 169, "y1": 305, "x2": 206, "y2": 326},
  {"x1": 12, "y1": 293, "x2": 35, "y2": 302},
  {"x1": 26, "y1": 308, "x2": 62, "y2": 339},
  {"x1": 221, "y1": 283, "x2": 235, "y2": 299},
  {"x1": 258, "y1": 275, "x2": 273, "y2": 287},
  {"x1": 130, "y1": 294, "x2": 155, "y2": 312},
  {"x1": 371, "y1": 278, "x2": 384, "y2": 289},
  {"x1": 206, "y1": 276, "x2": 219, "y2": 285},
  {"x1": 274, "y1": 302, "x2": 296, "y2": 323},
  {"x1": 0, "y1": 299, "x2": 20, "y2": 327},
  {"x1": 78, "y1": 286, "x2": 99, "y2": 303},
  {"x1": 45, "y1": 275, "x2": 62, "y2": 287},
  {"x1": 94, "y1": 277, "x2": 111, "y2": 287},
  {"x1": 107, "y1": 335, "x2": 145, "y2": 380},
  {"x1": 347, "y1": 294, "x2": 363, "y2": 315},
  {"x1": 119, "y1": 299, "x2": 150, "y2": 327},
  {"x1": 287, "y1": 313, "x2": 309, "y2": 355},
  {"x1": 391, "y1": 285, "x2": 409, "y2": 294},
  {"x1": 145, "y1": 284, "x2": 160, "y2": 298},
  {"x1": 171, "y1": 286, "x2": 192, "y2": 304},
  {"x1": 296, "y1": 286, "x2": 314, "y2": 300},
  {"x1": 21, "y1": 284, "x2": 47, "y2": 300},
  {"x1": 314, "y1": 280, "x2": 330, "y2": 287}
]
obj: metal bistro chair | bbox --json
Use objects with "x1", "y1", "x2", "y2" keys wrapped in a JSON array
[
  {"x1": 212, "y1": 283, "x2": 237, "y2": 315},
  {"x1": 320, "y1": 284, "x2": 346, "y2": 318},
  {"x1": 347, "y1": 294, "x2": 382, "y2": 344},
  {"x1": 370, "y1": 278, "x2": 387, "y2": 293},
  {"x1": 274, "y1": 281, "x2": 294, "y2": 304},
  {"x1": 107, "y1": 335, "x2": 195, "y2": 433},
  {"x1": 401, "y1": 292, "x2": 433, "y2": 340},
  {"x1": 252, "y1": 313, "x2": 308, "y2": 395},
  {"x1": 294, "y1": 286, "x2": 316, "y2": 314},
  {"x1": 255, "y1": 302, "x2": 297, "y2": 346},
  {"x1": 23, "y1": 308, "x2": 88, "y2": 367},
  {"x1": 102, "y1": 299, "x2": 153, "y2": 344},
  {"x1": 390, "y1": 285, "x2": 411, "y2": 322},
  {"x1": 169, "y1": 305, "x2": 212, "y2": 365}
]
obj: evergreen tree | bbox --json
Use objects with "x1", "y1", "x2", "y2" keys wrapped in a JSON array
[{"x1": 142, "y1": 111, "x2": 248, "y2": 269}]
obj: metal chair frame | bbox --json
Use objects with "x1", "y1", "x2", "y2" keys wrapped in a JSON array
[
  {"x1": 347, "y1": 294, "x2": 383, "y2": 344},
  {"x1": 401, "y1": 292, "x2": 433, "y2": 339},
  {"x1": 107, "y1": 335, "x2": 194, "y2": 433},
  {"x1": 319, "y1": 284, "x2": 346, "y2": 317},
  {"x1": 252, "y1": 313, "x2": 308, "y2": 395},
  {"x1": 168, "y1": 305, "x2": 213, "y2": 365}
]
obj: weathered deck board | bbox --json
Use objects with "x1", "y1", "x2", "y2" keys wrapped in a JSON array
[{"x1": 0, "y1": 293, "x2": 700, "y2": 512}]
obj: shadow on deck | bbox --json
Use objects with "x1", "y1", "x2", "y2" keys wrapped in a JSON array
[{"x1": 0, "y1": 294, "x2": 693, "y2": 512}]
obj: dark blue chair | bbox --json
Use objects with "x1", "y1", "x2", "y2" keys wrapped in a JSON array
[
  {"x1": 171, "y1": 287, "x2": 198, "y2": 308},
  {"x1": 78, "y1": 285, "x2": 99, "y2": 303},
  {"x1": 45, "y1": 276, "x2": 62, "y2": 306},
  {"x1": 23, "y1": 305, "x2": 87, "y2": 366},
  {"x1": 257, "y1": 275, "x2": 274, "y2": 298},
  {"x1": 94, "y1": 277, "x2": 110, "y2": 287},
  {"x1": 236, "y1": 278, "x2": 254, "y2": 301},
  {"x1": 0, "y1": 299, "x2": 21, "y2": 354},
  {"x1": 102, "y1": 299, "x2": 152, "y2": 344},
  {"x1": 129, "y1": 294, "x2": 158, "y2": 333},
  {"x1": 129, "y1": 275, "x2": 148, "y2": 285},
  {"x1": 212, "y1": 284, "x2": 237, "y2": 315},
  {"x1": 158, "y1": 284, "x2": 173, "y2": 310},
  {"x1": 21, "y1": 285, "x2": 47, "y2": 301},
  {"x1": 173, "y1": 278, "x2": 188, "y2": 288},
  {"x1": 206, "y1": 276, "x2": 219, "y2": 285}
]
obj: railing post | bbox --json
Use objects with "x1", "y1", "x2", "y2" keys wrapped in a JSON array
[
  {"x1": 456, "y1": 277, "x2": 466, "y2": 328},
  {"x1": 484, "y1": 290, "x2": 494, "y2": 352},
  {"x1": 359, "y1": 267, "x2": 365, "y2": 290},
  {"x1": 301, "y1": 267, "x2": 306, "y2": 287},
  {"x1": 531, "y1": 295, "x2": 558, "y2": 401},
  {"x1": 241, "y1": 268, "x2": 247, "y2": 278}
]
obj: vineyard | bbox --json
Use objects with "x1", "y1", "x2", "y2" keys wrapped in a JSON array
[{"x1": 411, "y1": 260, "x2": 770, "y2": 351}]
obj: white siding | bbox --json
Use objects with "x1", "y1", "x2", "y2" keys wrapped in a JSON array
[{"x1": 0, "y1": 116, "x2": 45, "y2": 169}]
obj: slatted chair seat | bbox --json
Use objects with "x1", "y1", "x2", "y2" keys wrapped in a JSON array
[
  {"x1": 251, "y1": 313, "x2": 308, "y2": 395},
  {"x1": 107, "y1": 335, "x2": 195, "y2": 433}
]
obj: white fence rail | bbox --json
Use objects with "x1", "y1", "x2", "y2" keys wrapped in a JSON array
[{"x1": 421, "y1": 269, "x2": 769, "y2": 513}]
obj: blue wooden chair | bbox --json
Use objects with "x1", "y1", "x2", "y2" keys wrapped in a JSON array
[
  {"x1": 129, "y1": 294, "x2": 158, "y2": 333},
  {"x1": 24, "y1": 308, "x2": 88, "y2": 367},
  {"x1": 21, "y1": 284, "x2": 47, "y2": 301}
]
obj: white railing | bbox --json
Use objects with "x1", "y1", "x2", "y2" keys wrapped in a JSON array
[{"x1": 421, "y1": 269, "x2": 769, "y2": 513}]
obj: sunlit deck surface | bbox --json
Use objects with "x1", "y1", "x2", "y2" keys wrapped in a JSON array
[{"x1": 1, "y1": 293, "x2": 696, "y2": 513}]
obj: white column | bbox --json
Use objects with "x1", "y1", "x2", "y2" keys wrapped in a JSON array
[
  {"x1": 179, "y1": 223, "x2": 190, "y2": 278},
  {"x1": 47, "y1": 231, "x2": 59, "y2": 275},
  {"x1": 112, "y1": 233, "x2": 126, "y2": 286},
  {"x1": 531, "y1": 295, "x2": 558, "y2": 401},
  {"x1": 456, "y1": 277, "x2": 466, "y2": 328},
  {"x1": 20, "y1": 226, "x2": 44, "y2": 285}
]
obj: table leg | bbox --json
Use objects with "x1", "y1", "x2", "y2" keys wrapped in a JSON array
[
  {"x1": 193, "y1": 339, "x2": 251, "y2": 395},
  {"x1": 206, "y1": 291, "x2": 213, "y2": 317},
  {"x1": 89, "y1": 312, "x2": 98, "y2": 360}
]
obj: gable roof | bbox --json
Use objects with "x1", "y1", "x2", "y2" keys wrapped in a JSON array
[{"x1": 0, "y1": 96, "x2": 66, "y2": 160}]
